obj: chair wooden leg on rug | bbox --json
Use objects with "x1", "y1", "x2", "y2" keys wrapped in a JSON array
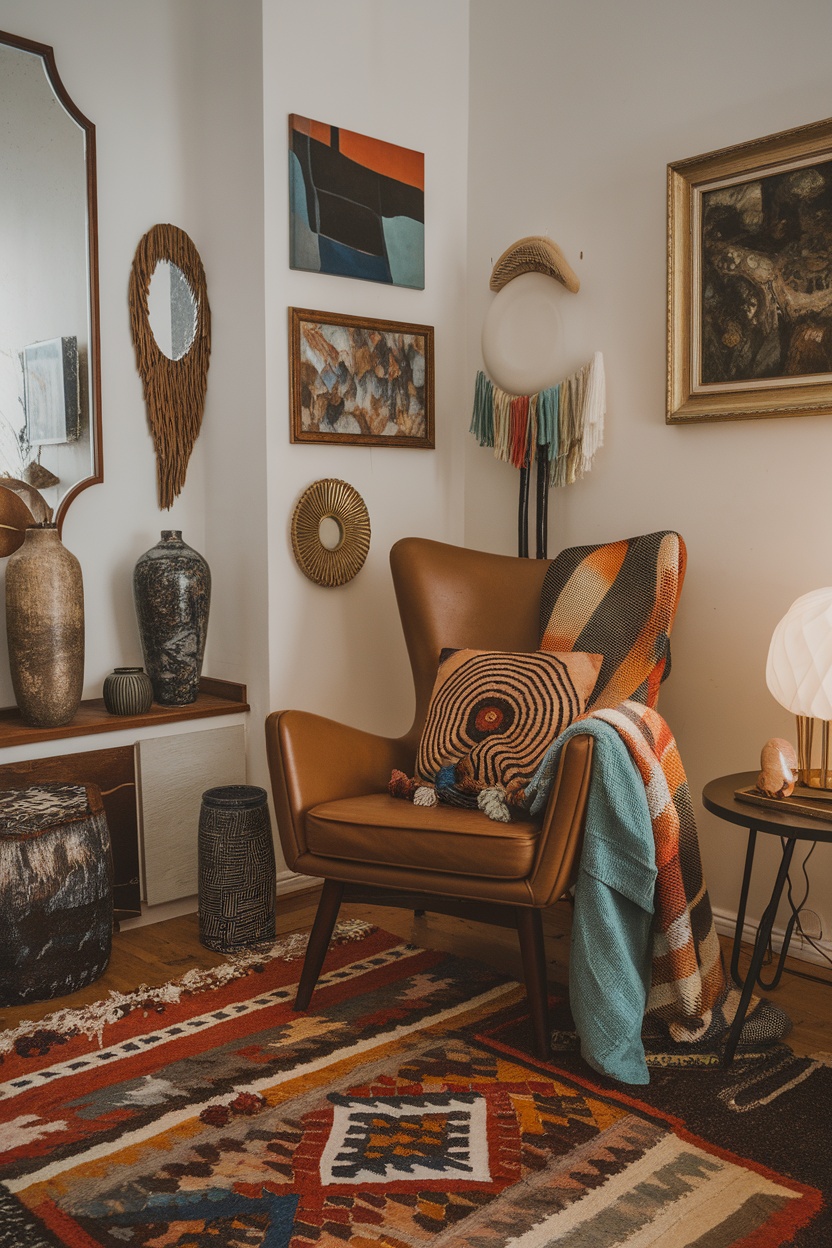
[
  {"x1": 295, "y1": 879, "x2": 344, "y2": 1010},
  {"x1": 516, "y1": 906, "x2": 551, "y2": 1059}
]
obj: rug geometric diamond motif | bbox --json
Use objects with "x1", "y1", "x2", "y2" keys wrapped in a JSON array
[{"x1": 320, "y1": 1093, "x2": 491, "y2": 1183}]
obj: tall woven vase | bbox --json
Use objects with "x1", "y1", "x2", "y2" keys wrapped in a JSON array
[
  {"x1": 133, "y1": 530, "x2": 211, "y2": 706},
  {"x1": 5, "y1": 524, "x2": 85, "y2": 728}
]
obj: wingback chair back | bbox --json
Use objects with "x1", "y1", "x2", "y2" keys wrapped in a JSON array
[
  {"x1": 265, "y1": 531, "x2": 686, "y2": 1061},
  {"x1": 391, "y1": 538, "x2": 550, "y2": 753}
]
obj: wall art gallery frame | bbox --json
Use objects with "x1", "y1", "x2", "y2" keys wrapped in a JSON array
[
  {"x1": 667, "y1": 115, "x2": 832, "y2": 423},
  {"x1": 289, "y1": 307, "x2": 435, "y2": 448}
]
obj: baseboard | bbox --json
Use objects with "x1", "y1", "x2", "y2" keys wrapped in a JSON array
[
  {"x1": 120, "y1": 871, "x2": 317, "y2": 930},
  {"x1": 276, "y1": 871, "x2": 317, "y2": 896},
  {"x1": 711, "y1": 905, "x2": 832, "y2": 972}
]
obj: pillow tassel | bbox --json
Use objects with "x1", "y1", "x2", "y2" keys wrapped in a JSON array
[{"x1": 478, "y1": 788, "x2": 512, "y2": 822}]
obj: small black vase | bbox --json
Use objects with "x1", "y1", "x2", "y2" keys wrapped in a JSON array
[
  {"x1": 103, "y1": 667, "x2": 154, "y2": 715},
  {"x1": 133, "y1": 531, "x2": 210, "y2": 706}
]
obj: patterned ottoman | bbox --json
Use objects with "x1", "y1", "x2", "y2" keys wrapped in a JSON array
[{"x1": 0, "y1": 782, "x2": 114, "y2": 1006}]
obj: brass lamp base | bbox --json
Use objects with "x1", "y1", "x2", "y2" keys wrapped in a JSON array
[{"x1": 796, "y1": 714, "x2": 832, "y2": 791}]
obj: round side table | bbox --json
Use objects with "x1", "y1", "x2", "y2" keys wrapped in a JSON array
[{"x1": 702, "y1": 771, "x2": 832, "y2": 1064}]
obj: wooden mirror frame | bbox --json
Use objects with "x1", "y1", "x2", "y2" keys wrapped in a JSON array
[
  {"x1": 0, "y1": 30, "x2": 103, "y2": 534},
  {"x1": 128, "y1": 224, "x2": 211, "y2": 509}
]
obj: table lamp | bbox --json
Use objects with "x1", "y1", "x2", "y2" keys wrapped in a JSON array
[{"x1": 766, "y1": 587, "x2": 832, "y2": 790}]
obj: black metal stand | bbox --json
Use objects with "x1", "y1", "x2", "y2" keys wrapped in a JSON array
[
  {"x1": 517, "y1": 457, "x2": 549, "y2": 559},
  {"x1": 517, "y1": 465, "x2": 530, "y2": 558},
  {"x1": 535, "y1": 455, "x2": 549, "y2": 559}
]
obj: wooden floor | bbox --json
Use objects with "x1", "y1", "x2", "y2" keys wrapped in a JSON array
[{"x1": 2, "y1": 886, "x2": 831, "y2": 1056}]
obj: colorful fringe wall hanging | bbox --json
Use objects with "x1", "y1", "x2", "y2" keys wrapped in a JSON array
[
  {"x1": 469, "y1": 352, "x2": 606, "y2": 558},
  {"x1": 469, "y1": 351, "x2": 605, "y2": 486}
]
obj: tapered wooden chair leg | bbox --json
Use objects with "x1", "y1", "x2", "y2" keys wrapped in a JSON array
[
  {"x1": 516, "y1": 907, "x2": 551, "y2": 1059},
  {"x1": 295, "y1": 879, "x2": 344, "y2": 1010}
]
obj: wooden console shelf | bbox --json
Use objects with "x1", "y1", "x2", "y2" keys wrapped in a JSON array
[{"x1": 0, "y1": 677, "x2": 249, "y2": 750}]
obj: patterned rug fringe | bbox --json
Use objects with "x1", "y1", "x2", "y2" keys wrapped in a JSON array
[{"x1": 0, "y1": 919, "x2": 373, "y2": 1057}]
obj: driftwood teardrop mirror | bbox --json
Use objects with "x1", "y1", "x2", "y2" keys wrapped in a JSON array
[{"x1": 128, "y1": 224, "x2": 211, "y2": 509}]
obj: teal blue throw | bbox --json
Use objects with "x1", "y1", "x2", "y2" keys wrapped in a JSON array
[{"x1": 527, "y1": 719, "x2": 657, "y2": 1084}]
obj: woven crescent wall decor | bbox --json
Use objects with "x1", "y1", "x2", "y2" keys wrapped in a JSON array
[
  {"x1": 128, "y1": 224, "x2": 211, "y2": 509},
  {"x1": 291, "y1": 478, "x2": 371, "y2": 587},
  {"x1": 489, "y1": 235, "x2": 580, "y2": 294}
]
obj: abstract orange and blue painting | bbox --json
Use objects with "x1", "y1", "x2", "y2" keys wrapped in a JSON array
[{"x1": 289, "y1": 114, "x2": 425, "y2": 289}]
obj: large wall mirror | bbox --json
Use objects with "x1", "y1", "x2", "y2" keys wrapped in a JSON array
[{"x1": 0, "y1": 30, "x2": 102, "y2": 532}]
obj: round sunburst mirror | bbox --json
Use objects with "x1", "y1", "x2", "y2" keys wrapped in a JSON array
[{"x1": 291, "y1": 479, "x2": 370, "y2": 587}]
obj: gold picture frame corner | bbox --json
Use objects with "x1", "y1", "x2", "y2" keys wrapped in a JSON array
[{"x1": 667, "y1": 116, "x2": 832, "y2": 426}]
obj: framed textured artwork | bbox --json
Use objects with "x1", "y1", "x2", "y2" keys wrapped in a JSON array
[
  {"x1": 289, "y1": 114, "x2": 424, "y2": 289},
  {"x1": 668, "y1": 116, "x2": 832, "y2": 422},
  {"x1": 22, "y1": 336, "x2": 80, "y2": 444},
  {"x1": 289, "y1": 307, "x2": 434, "y2": 448}
]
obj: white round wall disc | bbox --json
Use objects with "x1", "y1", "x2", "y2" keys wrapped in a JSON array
[{"x1": 481, "y1": 271, "x2": 570, "y2": 394}]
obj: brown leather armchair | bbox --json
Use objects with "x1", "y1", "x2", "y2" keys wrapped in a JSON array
[{"x1": 266, "y1": 533, "x2": 684, "y2": 1059}]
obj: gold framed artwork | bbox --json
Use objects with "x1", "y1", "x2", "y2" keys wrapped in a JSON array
[
  {"x1": 667, "y1": 116, "x2": 832, "y2": 423},
  {"x1": 289, "y1": 307, "x2": 434, "y2": 447}
]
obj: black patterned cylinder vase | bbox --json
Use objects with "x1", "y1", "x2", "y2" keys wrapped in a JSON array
[
  {"x1": 198, "y1": 785, "x2": 276, "y2": 951},
  {"x1": 133, "y1": 531, "x2": 210, "y2": 706},
  {"x1": 103, "y1": 667, "x2": 154, "y2": 715}
]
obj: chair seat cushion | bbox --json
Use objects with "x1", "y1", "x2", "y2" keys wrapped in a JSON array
[{"x1": 306, "y1": 792, "x2": 540, "y2": 879}]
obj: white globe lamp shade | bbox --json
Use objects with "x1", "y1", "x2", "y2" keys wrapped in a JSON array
[{"x1": 766, "y1": 587, "x2": 832, "y2": 719}]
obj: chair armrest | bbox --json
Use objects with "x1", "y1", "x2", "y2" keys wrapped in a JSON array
[
  {"x1": 527, "y1": 731, "x2": 595, "y2": 907},
  {"x1": 265, "y1": 709, "x2": 414, "y2": 870}
]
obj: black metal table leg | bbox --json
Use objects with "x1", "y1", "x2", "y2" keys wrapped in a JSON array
[
  {"x1": 730, "y1": 828, "x2": 758, "y2": 986},
  {"x1": 723, "y1": 836, "x2": 797, "y2": 1065}
]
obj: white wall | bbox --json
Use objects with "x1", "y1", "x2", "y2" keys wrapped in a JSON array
[
  {"x1": 468, "y1": 0, "x2": 832, "y2": 948},
  {"x1": 8, "y1": 0, "x2": 814, "y2": 952},
  {"x1": 0, "y1": 0, "x2": 268, "y2": 852},
  {"x1": 0, "y1": 0, "x2": 267, "y2": 708},
  {"x1": 262, "y1": 0, "x2": 470, "y2": 760},
  {"x1": 0, "y1": 1, "x2": 470, "y2": 893}
]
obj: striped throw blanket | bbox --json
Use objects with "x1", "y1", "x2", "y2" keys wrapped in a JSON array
[
  {"x1": 528, "y1": 700, "x2": 793, "y2": 1069},
  {"x1": 539, "y1": 530, "x2": 686, "y2": 712},
  {"x1": 573, "y1": 701, "x2": 725, "y2": 1039}
]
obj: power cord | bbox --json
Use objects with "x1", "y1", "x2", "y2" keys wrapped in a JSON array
[{"x1": 759, "y1": 840, "x2": 832, "y2": 987}]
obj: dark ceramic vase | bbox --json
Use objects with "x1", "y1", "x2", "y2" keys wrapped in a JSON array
[
  {"x1": 103, "y1": 666, "x2": 154, "y2": 715},
  {"x1": 5, "y1": 524, "x2": 85, "y2": 727},
  {"x1": 133, "y1": 531, "x2": 210, "y2": 706}
]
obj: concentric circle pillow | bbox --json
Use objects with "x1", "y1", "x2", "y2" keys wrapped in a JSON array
[{"x1": 416, "y1": 648, "x2": 602, "y2": 793}]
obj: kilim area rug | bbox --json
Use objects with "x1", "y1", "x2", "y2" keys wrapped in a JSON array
[{"x1": 0, "y1": 922, "x2": 829, "y2": 1248}]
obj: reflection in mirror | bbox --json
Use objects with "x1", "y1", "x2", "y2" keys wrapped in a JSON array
[
  {"x1": 0, "y1": 30, "x2": 102, "y2": 532},
  {"x1": 147, "y1": 261, "x2": 198, "y2": 362},
  {"x1": 318, "y1": 516, "x2": 344, "y2": 551}
]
